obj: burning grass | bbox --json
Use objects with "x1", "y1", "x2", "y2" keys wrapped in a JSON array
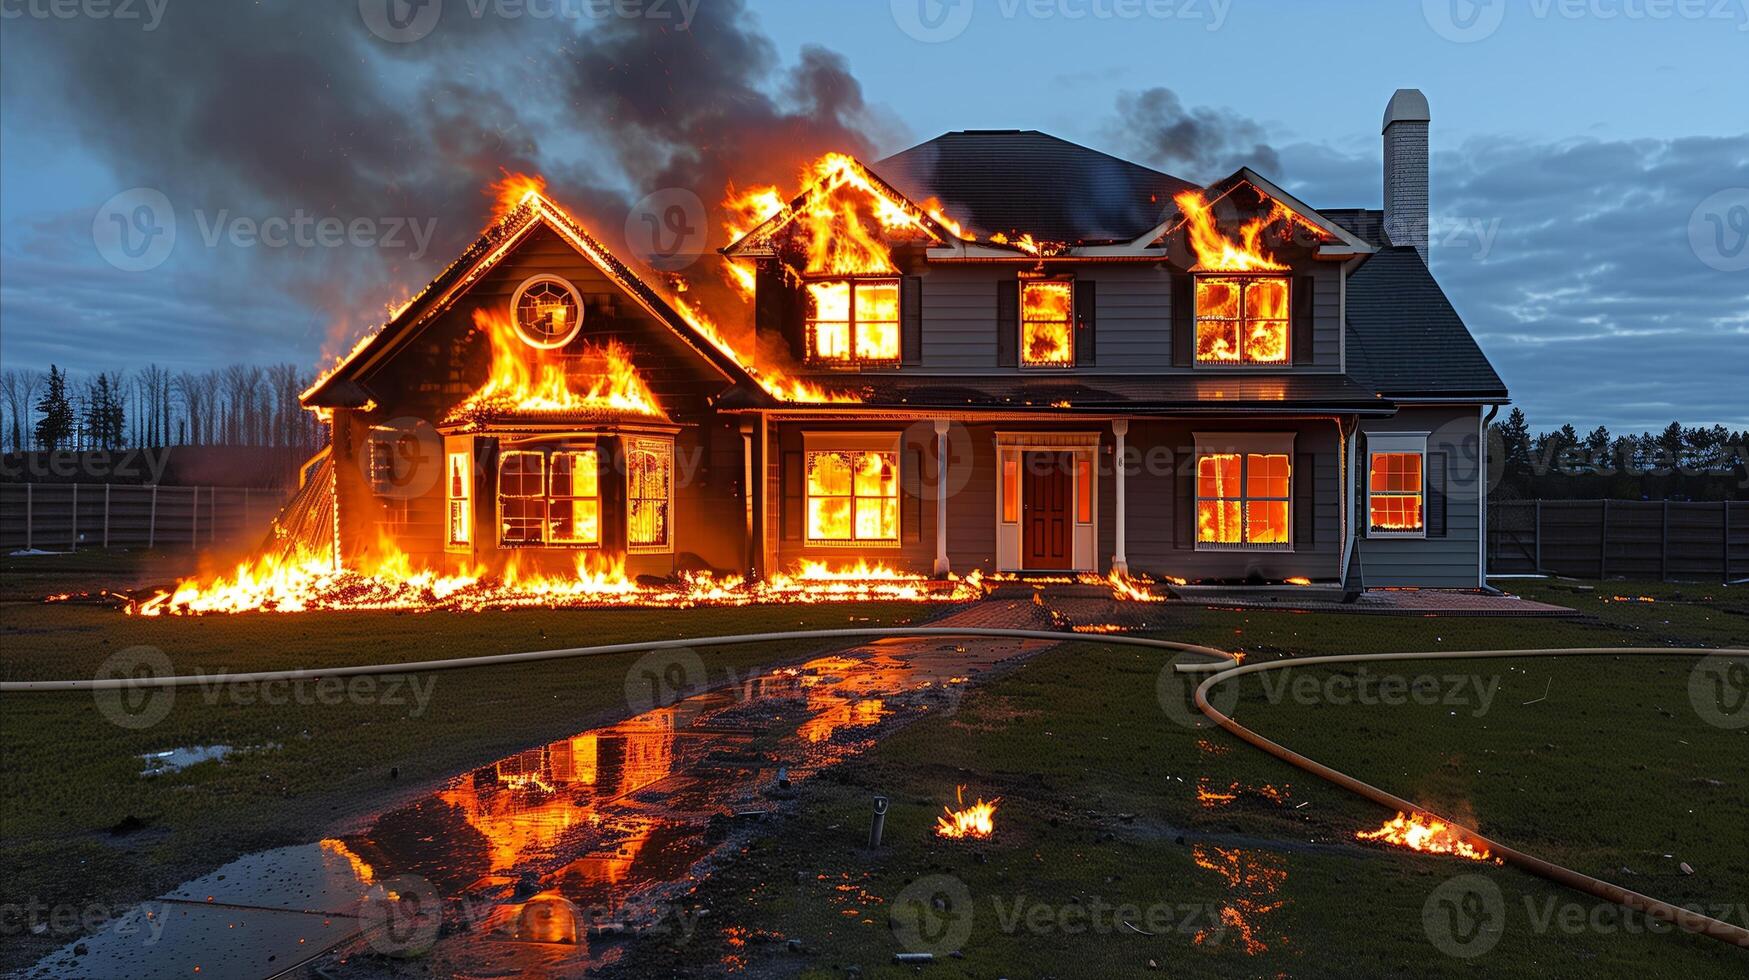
[
  {"x1": 934, "y1": 785, "x2": 1000, "y2": 840},
  {"x1": 1355, "y1": 811, "x2": 1500, "y2": 864}
]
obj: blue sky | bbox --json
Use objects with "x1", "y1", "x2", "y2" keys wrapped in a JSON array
[{"x1": 1, "y1": 0, "x2": 1744, "y2": 432}]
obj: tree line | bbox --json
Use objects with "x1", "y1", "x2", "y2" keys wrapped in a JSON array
[
  {"x1": 1491, "y1": 408, "x2": 1747, "y2": 502},
  {"x1": 1, "y1": 364, "x2": 325, "y2": 455}
]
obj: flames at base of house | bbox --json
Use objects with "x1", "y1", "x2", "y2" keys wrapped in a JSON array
[{"x1": 1356, "y1": 811, "x2": 1501, "y2": 864}]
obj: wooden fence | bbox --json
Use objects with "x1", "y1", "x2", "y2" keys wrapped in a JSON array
[
  {"x1": 1489, "y1": 499, "x2": 1748, "y2": 582},
  {"x1": 0, "y1": 483, "x2": 289, "y2": 553}
]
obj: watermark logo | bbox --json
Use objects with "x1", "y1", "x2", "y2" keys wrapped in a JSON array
[
  {"x1": 359, "y1": 416, "x2": 443, "y2": 500},
  {"x1": 1689, "y1": 188, "x2": 1749, "y2": 272},
  {"x1": 625, "y1": 646, "x2": 707, "y2": 714},
  {"x1": 1, "y1": 0, "x2": 168, "y2": 30},
  {"x1": 624, "y1": 188, "x2": 707, "y2": 272},
  {"x1": 891, "y1": 0, "x2": 976, "y2": 42},
  {"x1": 1423, "y1": 873, "x2": 1505, "y2": 958},
  {"x1": 1689, "y1": 652, "x2": 1749, "y2": 729},
  {"x1": 93, "y1": 188, "x2": 175, "y2": 272},
  {"x1": 93, "y1": 646, "x2": 175, "y2": 730},
  {"x1": 1423, "y1": 0, "x2": 1507, "y2": 42},
  {"x1": 1156, "y1": 655, "x2": 1238, "y2": 729},
  {"x1": 359, "y1": 874, "x2": 443, "y2": 956},
  {"x1": 891, "y1": 874, "x2": 974, "y2": 956},
  {"x1": 899, "y1": 420, "x2": 976, "y2": 503},
  {"x1": 360, "y1": 0, "x2": 443, "y2": 43}
]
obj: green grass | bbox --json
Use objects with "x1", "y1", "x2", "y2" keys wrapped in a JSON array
[
  {"x1": 603, "y1": 579, "x2": 1749, "y2": 978},
  {"x1": 0, "y1": 551, "x2": 947, "y2": 970}
]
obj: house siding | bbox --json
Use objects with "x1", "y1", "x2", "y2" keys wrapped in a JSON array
[{"x1": 1356, "y1": 405, "x2": 1486, "y2": 588}]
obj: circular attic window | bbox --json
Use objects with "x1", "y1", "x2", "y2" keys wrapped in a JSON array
[{"x1": 510, "y1": 275, "x2": 584, "y2": 349}]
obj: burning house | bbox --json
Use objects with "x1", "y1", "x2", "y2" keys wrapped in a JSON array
[{"x1": 272, "y1": 90, "x2": 1503, "y2": 607}]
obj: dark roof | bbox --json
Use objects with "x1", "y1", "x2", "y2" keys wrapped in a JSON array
[
  {"x1": 1318, "y1": 208, "x2": 1387, "y2": 248},
  {"x1": 1346, "y1": 247, "x2": 1508, "y2": 399},
  {"x1": 872, "y1": 131, "x2": 1196, "y2": 245},
  {"x1": 718, "y1": 373, "x2": 1392, "y2": 415}
]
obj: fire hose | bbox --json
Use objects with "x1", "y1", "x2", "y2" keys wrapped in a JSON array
[{"x1": 3, "y1": 629, "x2": 1745, "y2": 947}]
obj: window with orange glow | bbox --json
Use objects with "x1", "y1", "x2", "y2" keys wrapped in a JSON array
[
  {"x1": 627, "y1": 438, "x2": 673, "y2": 551},
  {"x1": 1021, "y1": 279, "x2": 1074, "y2": 367},
  {"x1": 806, "y1": 450, "x2": 898, "y2": 543},
  {"x1": 1195, "y1": 275, "x2": 1289, "y2": 364},
  {"x1": 548, "y1": 450, "x2": 600, "y2": 545},
  {"x1": 1369, "y1": 451, "x2": 1424, "y2": 533},
  {"x1": 806, "y1": 279, "x2": 900, "y2": 365},
  {"x1": 1197, "y1": 452, "x2": 1291, "y2": 548},
  {"x1": 446, "y1": 452, "x2": 470, "y2": 546},
  {"x1": 1001, "y1": 456, "x2": 1020, "y2": 523},
  {"x1": 1076, "y1": 457, "x2": 1093, "y2": 523},
  {"x1": 498, "y1": 451, "x2": 546, "y2": 545}
]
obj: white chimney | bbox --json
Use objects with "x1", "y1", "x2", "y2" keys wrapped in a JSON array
[{"x1": 1382, "y1": 88, "x2": 1431, "y2": 264}]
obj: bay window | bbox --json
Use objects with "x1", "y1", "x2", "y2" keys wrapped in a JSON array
[
  {"x1": 806, "y1": 278, "x2": 899, "y2": 365},
  {"x1": 497, "y1": 447, "x2": 601, "y2": 547},
  {"x1": 1195, "y1": 275, "x2": 1289, "y2": 364}
]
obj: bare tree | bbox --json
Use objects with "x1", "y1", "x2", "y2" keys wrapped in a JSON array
[{"x1": 1, "y1": 368, "x2": 44, "y2": 453}]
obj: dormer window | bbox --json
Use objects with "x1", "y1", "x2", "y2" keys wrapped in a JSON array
[
  {"x1": 1195, "y1": 275, "x2": 1289, "y2": 364},
  {"x1": 1020, "y1": 278, "x2": 1074, "y2": 368},
  {"x1": 806, "y1": 278, "x2": 899, "y2": 366}
]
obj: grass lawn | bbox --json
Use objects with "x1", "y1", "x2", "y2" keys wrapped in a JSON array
[
  {"x1": 601, "y1": 578, "x2": 1749, "y2": 978},
  {"x1": 0, "y1": 550, "x2": 947, "y2": 972}
]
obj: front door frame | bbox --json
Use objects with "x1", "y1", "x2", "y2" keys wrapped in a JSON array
[
  {"x1": 1022, "y1": 451, "x2": 1074, "y2": 569},
  {"x1": 995, "y1": 431, "x2": 1100, "y2": 572}
]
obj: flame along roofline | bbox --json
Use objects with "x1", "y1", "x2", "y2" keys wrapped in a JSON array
[
  {"x1": 1137, "y1": 167, "x2": 1377, "y2": 257},
  {"x1": 301, "y1": 190, "x2": 760, "y2": 410}
]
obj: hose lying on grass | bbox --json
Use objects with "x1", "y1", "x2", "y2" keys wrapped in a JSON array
[{"x1": 4, "y1": 629, "x2": 1745, "y2": 947}]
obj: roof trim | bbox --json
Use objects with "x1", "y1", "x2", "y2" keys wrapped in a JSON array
[{"x1": 720, "y1": 155, "x2": 964, "y2": 260}]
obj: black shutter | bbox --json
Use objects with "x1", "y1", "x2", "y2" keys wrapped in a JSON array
[
  {"x1": 782, "y1": 451, "x2": 802, "y2": 541},
  {"x1": 1074, "y1": 279, "x2": 1096, "y2": 367},
  {"x1": 1294, "y1": 452, "x2": 1315, "y2": 549},
  {"x1": 1175, "y1": 450, "x2": 1195, "y2": 550},
  {"x1": 1356, "y1": 433, "x2": 1369, "y2": 539},
  {"x1": 1171, "y1": 272, "x2": 1193, "y2": 366},
  {"x1": 901, "y1": 275, "x2": 923, "y2": 366},
  {"x1": 1427, "y1": 451, "x2": 1448, "y2": 538},
  {"x1": 1293, "y1": 274, "x2": 1315, "y2": 365},
  {"x1": 904, "y1": 449, "x2": 924, "y2": 543},
  {"x1": 996, "y1": 279, "x2": 1018, "y2": 367},
  {"x1": 756, "y1": 261, "x2": 806, "y2": 362}
]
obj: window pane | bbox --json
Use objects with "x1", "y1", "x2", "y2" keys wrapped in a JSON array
[
  {"x1": 1002, "y1": 457, "x2": 1019, "y2": 523},
  {"x1": 1243, "y1": 319, "x2": 1289, "y2": 363},
  {"x1": 808, "y1": 497, "x2": 852, "y2": 540},
  {"x1": 1021, "y1": 280, "x2": 1074, "y2": 367},
  {"x1": 1196, "y1": 320, "x2": 1241, "y2": 362},
  {"x1": 1196, "y1": 278, "x2": 1240, "y2": 319},
  {"x1": 1076, "y1": 458, "x2": 1092, "y2": 523},
  {"x1": 628, "y1": 442, "x2": 671, "y2": 547},
  {"x1": 629, "y1": 500, "x2": 665, "y2": 546},
  {"x1": 501, "y1": 498, "x2": 545, "y2": 544},
  {"x1": 856, "y1": 281, "x2": 900, "y2": 324},
  {"x1": 1198, "y1": 453, "x2": 1241, "y2": 499},
  {"x1": 550, "y1": 450, "x2": 598, "y2": 499},
  {"x1": 449, "y1": 501, "x2": 470, "y2": 546},
  {"x1": 551, "y1": 499, "x2": 600, "y2": 544},
  {"x1": 1246, "y1": 501, "x2": 1290, "y2": 544},
  {"x1": 1198, "y1": 500, "x2": 1242, "y2": 543},
  {"x1": 808, "y1": 280, "x2": 851, "y2": 322},
  {"x1": 1247, "y1": 454, "x2": 1291, "y2": 499},
  {"x1": 808, "y1": 452, "x2": 852, "y2": 497},
  {"x1": 1244, "y1": 277, "x2": 1289, "y2": 321},
  {"x1": 855, "y1": 319, "x2": 900, "y2": 361},
  {"x1": 499, "y1": 452, "x2": 544, "y2": 497},
  {"x1": 852, "y1": 452, "x2": 895, "y2": 497}
]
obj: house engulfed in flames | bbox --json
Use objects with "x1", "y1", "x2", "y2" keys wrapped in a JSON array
[{"x1": 293, "y1": 90, "x2": 1503, "y2": 593}]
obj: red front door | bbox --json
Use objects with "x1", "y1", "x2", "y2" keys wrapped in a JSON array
[{"x1": 1023, "y1": 452, "x2": 1072, "y2": 569}]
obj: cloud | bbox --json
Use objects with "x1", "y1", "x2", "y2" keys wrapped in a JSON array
[{"x1": 1104, "y1": 87, "x2": 1281, "y2": 182}]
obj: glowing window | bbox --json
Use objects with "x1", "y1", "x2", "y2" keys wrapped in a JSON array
[
  {"x1": 498, "y1": 451, "x2": 547, "y2": 545},
  {"x1": 1075, "y1": 457, "x2": 1093, "y2": 523},
  {"x1": 1001, "y1": 456, "x2": 1020, "y2": 523},
  {"x1": 806, "y1": 450, "x2": 898, "y2": 543},
  {"x1": 446, "y1": 452, "x2": 471, "y2": 546},
  {"x1": 1021, "y1": 279, "x2": 1074, "y2": 367},
  {"x1": 548, "y1": 450, "x2": 601, "y2": 545},
  {"x1": 510, "y1": 275, "x2": 584, "y2": 349},
  {"x1": 806, "y1": 279, "x2": 900, "y2": 365},
  {"x1": 1369, "y1": 451, "x2": 1425, "y2": 534},
  {"x1": 627, "y1": 438, "x2": 673, "y2": 551},
  {"x1": 1195, "y1": 275, "x2": 1289, "y2": 364},
  {"x1": 1197, "y1": 451, "x2": 1291, "y2": 548}
]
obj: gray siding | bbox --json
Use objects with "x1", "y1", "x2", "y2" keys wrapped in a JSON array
[{"x1": 1356, "y1": 406, "x2": 1486, "y2": 588}]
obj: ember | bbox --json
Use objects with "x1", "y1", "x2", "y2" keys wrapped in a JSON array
[
  {"x1": 934, "y1": 785, "x2": 999, "y2": 839},
  {"x1": 1356, "y1": 811, "x2": 1500, "y2": 863}
]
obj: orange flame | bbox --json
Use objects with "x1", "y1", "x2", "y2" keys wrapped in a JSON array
[
  {"x1": 934, "y1": 785, "x2": 1000, "y2": 839},
  {"x1": 489, "y1": 170, "x2": 548, "y2": 224},
  {"x1": 1356, "y1": 812, "x2": 1500, "y2": 863},
  {"x1": 448, "y1": 307, "x2": 663, "y2": 422}
]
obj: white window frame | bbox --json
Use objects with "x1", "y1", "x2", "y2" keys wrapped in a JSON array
[
  {"x1": 803, "y1": 277, "x2": 902, "y2": 368},
  {"x1": 800, "y1": 432, "x2": 902, "y2": 548},
  {"x1": 1192, "y1": 432, "x2": 1295, "y2": 552},
  {"x1": 1366, "y1": 432, "x2": 1429, "y2": 540},
  {"x1": 445, "y1": 448, "x2": 471, "y2": 549},
  {"x1": 1192, "y1": 273, "x2": 1292, "y2": 367}
]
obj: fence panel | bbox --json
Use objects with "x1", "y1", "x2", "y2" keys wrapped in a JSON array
[
  {"x1": 1488, "y1": 498, "x2": 1743, "y2": 581},
  {"x1": 0, "y1": 483, "x2": 288, "y2": 553}
]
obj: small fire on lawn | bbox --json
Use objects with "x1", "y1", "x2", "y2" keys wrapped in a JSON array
[
  {"x1": 1355, "y1": 811, "x2": 1501, "y2": 864},
  {"x1": 934, "y1": 785, "x2": 1000, "y2": 840}
]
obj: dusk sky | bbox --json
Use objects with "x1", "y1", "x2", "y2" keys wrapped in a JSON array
[{"x1": 1, "y1": 0, "x2": 1745, "y2": 433}]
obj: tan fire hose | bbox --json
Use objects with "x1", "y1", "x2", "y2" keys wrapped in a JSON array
[{"x1": 4, "y1": 629, "x2": 1744, "y2": 947}]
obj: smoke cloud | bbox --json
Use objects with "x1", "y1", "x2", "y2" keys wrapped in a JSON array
[{"x1": 1108, "y1": 87, "x2": 1281, "y2": 181}]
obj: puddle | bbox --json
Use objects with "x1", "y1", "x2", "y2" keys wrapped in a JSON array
[
  {"x1": 139, "y1": 744, "x2": 233, "y2": 776},
  {"x1": 42, "y1": 603, "x2": 1057, "y2": 979}
]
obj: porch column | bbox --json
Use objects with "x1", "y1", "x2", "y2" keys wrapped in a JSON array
[
  {"x1": 1111, "y1": 419, "x2": 1129, "y2": 576},
  {"x1": 932, "y1": 419, "x2": 951, "y2": 577}
]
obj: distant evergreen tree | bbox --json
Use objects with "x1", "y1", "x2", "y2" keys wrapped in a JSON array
[
  {"x1": 1493, "y1": 407, "x2": 1533, "y2": 496},
  {"x1": 32, "y1": 365, "x2": 74, "y2": 451}
]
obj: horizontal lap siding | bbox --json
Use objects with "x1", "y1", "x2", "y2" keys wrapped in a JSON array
[{"x1": 1357, "y1": 406, "x2": 1483, "y2": 587}]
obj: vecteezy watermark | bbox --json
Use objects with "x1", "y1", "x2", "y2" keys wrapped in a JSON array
[
  {"x1": 624, "y1": 647, "x2": 708, "y2": 714},
  {"x1": 1688, "y1": 652, "x2": 1749, "y2": 729},
  {"x1": 357, "y1": 417, "x2": 443, "y2": 501},
  {"x1": 0, "y1": 446, "x2": 174, "y2": 483},
  {"x1": 1156, "y1": 656, "x2": 1239, "y2": 730},
  {"x1": 891, "y1": 0, "x2": 1230, "y2": 43},
  {"x1": 0, "y1": 898, "x2": 169, "y2": 945},
  {"x1": 1423, "y1": 874, "x2": 1507, "y2": 957},
  {"x1": 1688, "y1": 188, "x2": 1749, "y2": 273},
  {"x1": 1424, "y1": 0, "x2": 1749, "y2": 42},
  {"x1": 359, "y1": 874, "x2": 444, "y2": 957},
  {"x1": 624, "y1": 188, "x2": 708, "y2": 272},
  {"x1": 1160, "y1": 662, "x2": 1503, "y2": 728},
  {"x1": 0, "y1": 0, "x2": 169, "y2": 30},
  {"x1": 93, "y1": 646, "x2": 176, "y2": 730},
  {"x1": 360, "y1": 0, "x2": 700, "y2": 43},
  {"x1": 93, "y1": 188, "x2": 176, "y2": 273},
  {"x1": 891, "y1": 874, "x2": 975, "y2": 956}
]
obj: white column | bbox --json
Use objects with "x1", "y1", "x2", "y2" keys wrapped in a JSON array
[
  {"x1": 1111, "y1": 420, "x2": 1129, "y2": 576},
  {"x1": 933, "y1": 419, "x2": 951, "y2": 577}
]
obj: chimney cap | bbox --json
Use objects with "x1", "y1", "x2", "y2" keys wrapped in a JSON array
[{"x1": 1383, "y1": 89, "x2": 1430, "y2": 133}]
